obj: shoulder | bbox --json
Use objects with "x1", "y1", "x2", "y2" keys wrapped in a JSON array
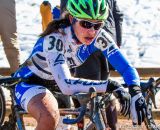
[
  {"x1": 43, "y1": 32, "x2": 65, "y2": 53},
  {"x1": 94, "y1": 29, "x2": 116, "y2": 51}
]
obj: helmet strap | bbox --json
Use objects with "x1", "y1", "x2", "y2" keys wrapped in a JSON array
[{"x1": 71, "y1": 18, "x2": 77, "y2": 25}]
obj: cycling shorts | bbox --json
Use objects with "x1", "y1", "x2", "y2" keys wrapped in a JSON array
[{"x1": 15, "y1": 82, "x2": 52, "y2": 112}]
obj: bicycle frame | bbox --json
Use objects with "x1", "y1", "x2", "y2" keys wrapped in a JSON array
[
  {"x1": 0, "y1": 77, "x2": 110, "y2": 130},
  {"x1": 0, "y1": 76, "x2": 160, "y2": 130},
  {"x1": 143, "y1": 78, "x2": 160, "y2": 130},
  {"x1": 1, "y1": 81, "x2": 26, "y2": 130},
  {"x1": 61, "y1": 88, "x2": 111, "y2": 130}
]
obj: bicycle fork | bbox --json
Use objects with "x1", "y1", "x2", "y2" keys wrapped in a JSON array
[{"x1": 90, "y1": 96, "x2": 110, "y2": 130}]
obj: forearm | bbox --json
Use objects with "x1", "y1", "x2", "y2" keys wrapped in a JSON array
[
  {"x1": 50, "y1": 63, "x2": 107, "y2": 95},
  {"x1": 106, "y1": 46, "x2": 140, "y2": 86}
]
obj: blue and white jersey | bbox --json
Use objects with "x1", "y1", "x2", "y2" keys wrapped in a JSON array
[{"x1": 14, "y1": 26, "x2": 140, "y2": 95}]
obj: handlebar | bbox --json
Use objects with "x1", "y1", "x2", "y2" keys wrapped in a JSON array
[
  {"x1": 63, "y1": 87, "x2": 97, "y2": 124},
  {"x1": 123, "y1": 77, "x2": 158, "y2": 109},
  {"x1": 63, "y1": 105, "x2": 87, "y2": 124}
]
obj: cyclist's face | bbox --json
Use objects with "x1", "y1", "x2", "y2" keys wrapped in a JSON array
[{"x1": 69, "y1": 16, "x2": 104, "y2": 45}]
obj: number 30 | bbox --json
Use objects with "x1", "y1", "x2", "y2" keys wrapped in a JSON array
[{"x1": 48, "y1": 36, "x2": 63, "y2": 51}]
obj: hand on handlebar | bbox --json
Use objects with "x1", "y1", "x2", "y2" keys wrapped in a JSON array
[
  {"x1": 129, "y1": 85, "x2": 147, "y2": 125},
  {"x1": 113, "y1": 88, "x2": 131, "y2": 117},
  {"x1": 106, "y1": 79, "x2": 131, "y2": 117}
]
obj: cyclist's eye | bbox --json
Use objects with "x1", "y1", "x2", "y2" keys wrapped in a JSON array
[
  {"x1": 93, "y1": 23, "x2": 103, "y2": 30},
  {"x1": 79, "y1": 20, "x2": 103, "y2": 30},
  {"x1": 79, "y1": 21, "x2": 93, "y2": 29}
]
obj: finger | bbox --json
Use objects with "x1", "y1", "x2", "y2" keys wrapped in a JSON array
[
  {"x1": 123, "y1": 101, "x2": 129, "y2": 116},
  {"x1": 122, "y1": 102, "x2": 127, "y2": 116},
  {"x1": 122, "y1": 101, "x2": 127, "y2": 116},
  {"x1": 120, "y1": 102, "x2": 125, "y2": 114},
  {"x1": 120, "y1": 105, "x2": 126, "y2": 116},
  {"x1": 127, "y1": 98, "x2": 131, "y2": 118},
  {"x1": 128, "y1": 108, "x2": 131, "y2": 119},
  {"x1": 143, "y1": 107, "x2": 147, "y2": 118},
  {"x1": 121, "y1": 102, "x2": 126, "y2": 115},
  {"x1": 142, "y1": 107, "x2": 147, "y2": 122},
  {"x1": 119, "y1": 104, "x2": 123, "y2": 114},
  {"x1": 126, "y1": 97, "x2": 131, "y2": 116},
  {"x1": 131, "y1": 100, "x2": 138, "y2": 124},
  {"x1": 124, "y1": 100, "x2": 130, "y2": 116},
  {"x1": 138, "y1": 111, "x2": 142, "y2": 125},
  {"x1": 141, "y1": 109, "x2": 145, "y2": 123}
]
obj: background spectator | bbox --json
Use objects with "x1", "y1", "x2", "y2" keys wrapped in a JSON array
[
  {"x1": 0, "y1": 0, "x2": 20, "y2": 73},
  {"x1": 103, "y1": 0, "x2": 123, "y2": 48},
  {"x1": 40, "y1": 1, "x2": 52, "y2": 31}
]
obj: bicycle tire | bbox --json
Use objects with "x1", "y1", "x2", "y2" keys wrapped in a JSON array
[
  {"x1": 144, "y1": 78, "x2": 160, "y2": 130},
  {"x1": 0, "y1": 87, "x2": 6, "y2": 126}
]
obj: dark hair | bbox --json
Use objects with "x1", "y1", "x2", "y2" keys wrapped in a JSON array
[{"x1": 40, "y1": 12, "x2": 71, "y2": 37}]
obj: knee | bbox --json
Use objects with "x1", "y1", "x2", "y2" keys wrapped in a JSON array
[
  {"x1": 38, "y1": 110, "x2": 60, "y2": 129},
  {"x1": 27, "y1": 93, "x2": 60, "y2": 129}
]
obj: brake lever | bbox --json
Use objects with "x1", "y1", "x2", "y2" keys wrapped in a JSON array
[
  {"x1": 146, "y1": 79, "x2": 157, "y2": 109},
  {"x1": 72, "y1": 87, "x2": 97, "y2": 106}
]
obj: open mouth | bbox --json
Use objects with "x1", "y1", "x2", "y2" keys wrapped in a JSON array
[{"x1": 85, "y1": 37, "x2": 94, "y2": 42}]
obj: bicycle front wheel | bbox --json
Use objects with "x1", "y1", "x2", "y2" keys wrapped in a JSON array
[{"x1": 0, "y1": 87, "x2": 6, "y2": 126}]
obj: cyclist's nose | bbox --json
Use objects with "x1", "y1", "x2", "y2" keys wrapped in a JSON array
[
  {"x1": 87, "y1": 27, "x2": 97, "y2": 35},
  {"x1": 89, "y1": 26, "x2": 96, "y2": 31}
]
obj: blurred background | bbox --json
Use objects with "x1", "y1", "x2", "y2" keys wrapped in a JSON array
[{"x1": 0, "y1": 0, "x2": 160, "y2": 67}]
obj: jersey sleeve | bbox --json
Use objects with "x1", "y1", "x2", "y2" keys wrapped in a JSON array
[
  {"x1": 94, "y1": 29, "x2": 140, "y2": 86},
  {"x1": 44, "y1": 34, "x2": 107, "y2": 95}
]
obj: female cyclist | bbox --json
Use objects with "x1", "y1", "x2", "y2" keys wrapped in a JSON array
[{"x1": 14, "y1": 0, "x2": 146, "y2": 129}]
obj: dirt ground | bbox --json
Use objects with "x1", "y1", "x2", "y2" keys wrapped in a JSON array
[
  {"x1": 4, "y1": 96, "x2": 160, "y2": 130},
  {"x1": 4, "y1": 100, "x2": 160, "y2": 130},
  {"x1": 20, "y1": 116, "x2": 160, "y2": 130}
]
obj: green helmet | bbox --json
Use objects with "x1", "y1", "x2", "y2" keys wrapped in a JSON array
[{"x1": 67, "y1": 0, "x2": 109, "y2": 20}]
